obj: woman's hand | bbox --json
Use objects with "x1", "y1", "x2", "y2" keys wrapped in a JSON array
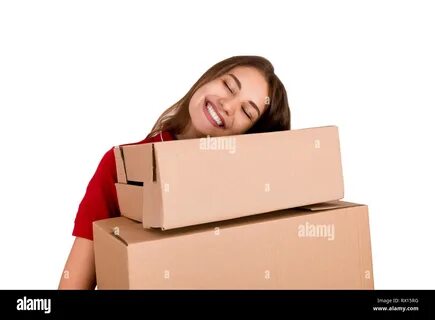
[{"x1": 58, "y1": 237, "x2": 97, "y2": 290}]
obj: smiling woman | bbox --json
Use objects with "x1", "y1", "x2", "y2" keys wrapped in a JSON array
[
  {"x1": 147, "y1": 55, "x2": 291, "y2": 139},
  {"x1": 58, "y1": 55, "x2": 291, "y2": 290},
  {"x1": 189, "y1": 66, "x2": 268, "y2": 135}
]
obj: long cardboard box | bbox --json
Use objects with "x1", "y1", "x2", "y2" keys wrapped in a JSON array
[
  {"x1": 93, "y1": 201, "x2": 374, "y2": 289},
  {"x1": 114, "y1": 126, "x2": 344, "y2": 230}
]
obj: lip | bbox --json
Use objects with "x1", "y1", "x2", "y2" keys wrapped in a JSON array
[{"x1": 203, "y1": 99, "x2": 226, "y2": 129}]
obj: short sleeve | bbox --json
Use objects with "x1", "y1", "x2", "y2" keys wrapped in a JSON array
[{"x1": 72, "y1": 147, "x2": 120, "y2": 240}]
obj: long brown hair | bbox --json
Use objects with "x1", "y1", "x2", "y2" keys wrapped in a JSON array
[{"x1": 146, "y1": 55, "x2": 291, "y2": 139}]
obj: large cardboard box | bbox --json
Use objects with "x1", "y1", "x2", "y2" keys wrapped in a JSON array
[
  {"x1": 93, "y1": 201, "x2": 374, "y2": 289},
  {"x1": 114, "y1": 126, "x2": 344, "y2": 230}
]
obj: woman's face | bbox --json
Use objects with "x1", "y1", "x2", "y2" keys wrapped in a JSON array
[{"x1": 183, "y1": 66, "x2": 269, "y2": 138}]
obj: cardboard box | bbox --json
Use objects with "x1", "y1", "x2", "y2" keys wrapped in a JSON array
[
  {"x1": 93, "y1": 201, "x2": 374, "y2": 289},
  {"x1": 114, "y1": 126, "x2": 344, "y2": 230}
]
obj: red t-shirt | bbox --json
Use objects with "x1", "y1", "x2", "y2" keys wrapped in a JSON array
[{"x1": 72, "y1": 131, "x2": 177, "y2": 240}]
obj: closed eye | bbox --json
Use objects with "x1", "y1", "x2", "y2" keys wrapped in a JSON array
[
  {"x1": 242, "y1": 107, "x2": 252, "y2": 120},
  {"x1": 223, "y1": 79, "x2": 252, "y2": 121},
  {"x1": 223, "y1": 80, "x2": 233, "y2": 94}
]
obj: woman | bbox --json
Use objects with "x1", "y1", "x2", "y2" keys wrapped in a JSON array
[{"x1": 58, "y1": 55, "x2": 291, "y2": 289}]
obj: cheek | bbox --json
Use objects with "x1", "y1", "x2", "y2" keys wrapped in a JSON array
[
  {"x1": 189, "y1": 87, "x2": 207, "y2": 109},
  {"x1": 196, "y1": 82, "x2": 224, "y2": 100},
  {"x1": 230, "y1": 114, "x2": 252, "y2": 134},
  {"x1": 188, "y1": 93, "x2": 202, "y2": 115}
]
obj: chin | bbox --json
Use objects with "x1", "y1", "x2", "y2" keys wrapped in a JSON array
[
  {"x1": 199, "y1": 127, "x2": 220, "y2": 137},
  {"x1": 188, "y1": 117, "x2": 213, "y2": 136}
]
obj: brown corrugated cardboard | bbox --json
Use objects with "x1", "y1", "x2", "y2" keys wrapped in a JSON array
[
  {"x1": 93, "y1": 201, "x2": 374, "y2": 289},
  {"x1": 114, "y1": 126, "x2": 345, "y2": 230}
]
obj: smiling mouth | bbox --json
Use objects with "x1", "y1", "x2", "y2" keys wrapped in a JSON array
[{"x1": 203, "y1": 100, "x2": 225, "y2": 128}]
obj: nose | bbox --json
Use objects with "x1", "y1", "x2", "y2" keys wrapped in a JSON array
[{"x1": 219, "y1": 97, "x2": 238, "y2": 117}]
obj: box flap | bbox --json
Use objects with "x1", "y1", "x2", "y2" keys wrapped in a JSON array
[
  {"x1": 115, "y1": 183, "x2": 143, "y2": 222},
  {"x1": 121, "y1": 143, "x2": 155, "y2": 182},
  {"x1": 113, "y1": 146, "x2": 127, "y2": 184},
  {"x1": 298, "y1": 200, "x2": 363, "y2": 211},
  {"x1": 94, "y1": 217, "x2": 181, "y2": 245}
]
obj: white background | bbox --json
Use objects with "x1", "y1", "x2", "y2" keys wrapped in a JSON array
[{"x1": 0, "y1": 0, "x2": 434, "y2": 289}]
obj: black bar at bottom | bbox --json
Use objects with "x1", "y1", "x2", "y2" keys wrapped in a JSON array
[{"x1": 1, "y1": 290, "x2": 433, "y2": 319}]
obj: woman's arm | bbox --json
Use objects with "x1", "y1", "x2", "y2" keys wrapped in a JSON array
[
  {"x1": 61, "y1": 148, "x2": 118, "y2": 290},
  {"x1": 58, "y1": 237, "x2": 96, "y2": 290}
]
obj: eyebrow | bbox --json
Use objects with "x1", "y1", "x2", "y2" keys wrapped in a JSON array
[{"x1": 228, "y1": 73, "x2": 261, "y2": 117}]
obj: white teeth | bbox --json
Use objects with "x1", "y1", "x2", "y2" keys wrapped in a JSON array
[{"x1": 206, "y1": 103, "x2": 223, "y2": 126}]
